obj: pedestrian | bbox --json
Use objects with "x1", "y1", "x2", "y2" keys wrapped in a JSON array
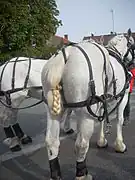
[{"x1": 123, "y1": 64, "x2": 135, "y2": 125}]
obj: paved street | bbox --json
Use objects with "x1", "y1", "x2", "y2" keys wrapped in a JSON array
[{"x1": 0, "y1": 89, "x2": 135, "y2": 180}]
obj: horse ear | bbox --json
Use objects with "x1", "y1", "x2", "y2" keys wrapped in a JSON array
[
  {"x1": 127, "y1": 28, "x2": 132, "y2": 37},
  {"x1": 100, "y1": 35, "x2": 104, "y2": 45}
]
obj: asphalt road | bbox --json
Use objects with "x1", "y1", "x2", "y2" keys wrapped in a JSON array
[{"x1": 0, "y1": 89, "x2": 135, "y2": 180}]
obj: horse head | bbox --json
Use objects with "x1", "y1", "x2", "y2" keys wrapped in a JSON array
[
  {"x1": 106, "y1": 29, "x2": 135, "y2": 67},
  {"x1": 107, "y1": 29, "x2": 135, "y2": 66}
]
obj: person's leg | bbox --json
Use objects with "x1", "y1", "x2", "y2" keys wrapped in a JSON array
[{"x1": 123, "y1": 92, "x2": 131, "y2": 125}]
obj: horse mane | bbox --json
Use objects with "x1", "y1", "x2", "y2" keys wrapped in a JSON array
[{"x1": 107, "y1": 34, "x2": 125, "y2": 49}]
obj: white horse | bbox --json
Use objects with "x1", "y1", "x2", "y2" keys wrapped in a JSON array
[
  {"x1": 0, "y1": 57, "x2": 48, "y2": 152},
  {"x1": 41, "y1": 30, "x2": 135, "y2": 180},
  {"x1": 0, "y1": 56, "x2": 74, "y2": 152},
  {"x1": 64, "y1": 32, "x2": 135, "y2": 137}
]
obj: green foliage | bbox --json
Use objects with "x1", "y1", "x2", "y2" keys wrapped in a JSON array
[{"x1": 0, "y1": 0, "x2": 62, "y2": 61}]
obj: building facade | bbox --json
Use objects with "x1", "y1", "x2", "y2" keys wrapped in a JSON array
[{"x1": 83, "y1": 32, "x2": 135, "y2": 46}]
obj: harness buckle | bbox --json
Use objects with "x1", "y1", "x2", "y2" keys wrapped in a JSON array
[
  {"x1": 5, "y1": 92, "x2": 12, "y2": 106},
  {"x1": 89, "y1": 80, "x2": 96, "y2": 96}
]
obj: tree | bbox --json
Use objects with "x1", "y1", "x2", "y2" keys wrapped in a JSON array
[{"x1": 0, "y1": 0, "x2": 62, "y2": 61}]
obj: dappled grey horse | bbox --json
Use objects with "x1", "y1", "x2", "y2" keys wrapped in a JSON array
[
  {"x1": 1, "y1": 56, "x2": 74, "y2": 152},
  {"x1": 41, "y1": 30, "x2": 135, "y2": 180},
  {"x1": 0, "y1": 57, "x2": 48, "y2": 152}
]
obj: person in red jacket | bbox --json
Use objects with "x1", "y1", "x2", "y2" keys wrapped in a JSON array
[
  {"x1": 123, "y1": 66, "x2": 135, "y2": 125},
  {"x1": 123, "y1": 28, "x2": 135, "y2": 125}
]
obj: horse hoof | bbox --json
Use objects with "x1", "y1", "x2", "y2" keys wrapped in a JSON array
[
  {"x1": 114, "y1": 140, "x2": 127, "y2": 153},
  {"x1": 10, "y1": 144, "x2": 21, "y2": 152},
  {"x1": 97, "y1": 142, "x2": 108, "y2": 149},
  {"x1": 76, "y1": 174, "x2": 93, "y2": 180},
  {"x1": 3, "y1": 138, "x2": 12, "y2": 146},
  {"x1": 97, "y1": 138, "x2": 108, "y2": 149},
  {"x1": 50, "y1": 177, "x2": 62, "y2": 180},
  {"x1": 115, "y1": 147, "x2": 127, "y2": 153},
  {"x1": 65, "y1": 128, "x2": 74, "y2": 135},
  {"x1": 123, "y1": 121, "x2": 130, "y2": 126},
  {"x1": 21, "y1": 135, "x2": 32, "y2": 145}
]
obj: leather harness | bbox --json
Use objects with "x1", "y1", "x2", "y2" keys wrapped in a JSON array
[
  {"x1": 0, "y1": 42, "x2": 132, "y2": 119},
  {"x1": 60, "y1": 42, "x2": 131, "y2": 122},
  {"x1": 0, "y1": 57, "x2": 44, "y2": 109}
]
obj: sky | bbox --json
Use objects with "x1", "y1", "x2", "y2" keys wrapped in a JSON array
[{"x1": 56, "y1": 0, "x2": 135, "y2": 42}]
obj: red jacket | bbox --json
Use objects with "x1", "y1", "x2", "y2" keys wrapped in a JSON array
[{"x1": 129, "y1": 67, "x2": 135, "y2": 93}]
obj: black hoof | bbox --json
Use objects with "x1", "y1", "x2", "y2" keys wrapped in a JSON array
[
  {"x1": 65, "y1": 128, "x2": 74, "y2": 135},
  {"x1": 123, "y1": 117, "x2": 130, "y2": 126},
  {"x1": 10, "y1": 144, "x2": 21, "y2": 152},
  {"x1": 123, "y1": 121, "x2": 130, "y2": 126},
  {"x1": 21, "y1": 136, "x2": 32, "y2": 145},
  {"x1": 115, "y1": 147, "x2": 127, "y2": 153},
  {"x1": 50, "y1": 177, "x2": 62, "y2": 180},
  {"x1": 97, "y1": 143, "x2": 108, "y2": 149}
]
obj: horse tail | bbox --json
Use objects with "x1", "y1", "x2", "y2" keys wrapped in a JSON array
[
  {"x1": 47, "y1": 85, "x2": 62, "y2": 116},
  {"x1": 42, "y1": 51, "x2": 66, "y2": 116}
]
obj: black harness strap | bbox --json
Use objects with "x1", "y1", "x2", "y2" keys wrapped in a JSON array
[
  {"x1": 91, "y1": 43, "x2": 108, "y2": 95},
  {"x1": 0, "y1": 60, "x2": 11, "y2": 91},
  {"x1": 107, "y1": 49, "x2": 130, "y2": 98},
  {"x1": 72, "y1": 44, "x2": 95, "y2": 96},
  {"x1": 11, "y1": 57, "x2": 31, "y2": 90},
  {"x1": 109, "y1": 62, "x2": 117, "y2": 97},
  {"x1": 24, "y1": 57, "x2": 31, "y2": 88},
  {"x1": 12, "y1": 57, "x2": 19, "y2": 89},
  {"x1": 110, "y1": 45, "x2": 121, "y2": 57},
  {"x1": 62, "y1": 48, "x2": 67, "y2": 64},
  {"x1": 107, "y1": 48, "x2": 128, "y2": 78},
  {"x1": 0, "y1": 97, "x2": 43, "y2": 110},
  {"x1": 0, "y1": 59, "x2": 18, "y2": 105},
  {"x1": 89, "y1": 42, "x2": 110, "y2": 123}
]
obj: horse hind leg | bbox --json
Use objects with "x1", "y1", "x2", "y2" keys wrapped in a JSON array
[
  {"x1": 3, "y1": 109, "x2": 32, "y2": 152},
  {"x1": 97, "y1": 120, "x2": 108, "y2": 148},
  {"x1": 3, "y1": 91, "x2": 32, "y2": 151},
  {"x1": 97, "y1": 105, "x2": 108, "y2": 148},
  {"x1": 123, "y1": 92, "x2": 131, "y2": 126},
  {"x1": 75, "y1": 108, "x2": 94, "y2": 180},
  {"x1": 10, "y1": 91, "x2": 32, "y2": 145},
  {"x1": 114, "y1": 88, "x2": 129, "y2": 153},
  {"x1": 4, "y1": 125, "x2": 21, "y2": 152},
  {"x1": 12, "y1": 122, "x2": 32, "y2": 145},
  {"x1": 45, "y1": 108, "x2": 62, "y2": 180},
  {"x1": 63, "y1": 109, "x2": 74, "y2": 135}
]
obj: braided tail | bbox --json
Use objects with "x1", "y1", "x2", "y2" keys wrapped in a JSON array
[{"x1": 47, "y1": 85, "x2": 62, "y2": 116}]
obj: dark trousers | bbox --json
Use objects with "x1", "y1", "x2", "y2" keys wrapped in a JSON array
[{"x1": 124, "y1": 92, "x2": 131, "y2": 120}]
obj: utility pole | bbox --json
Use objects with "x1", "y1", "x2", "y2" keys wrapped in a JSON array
[{"x1": 110, "y1": 9, "x2": 114, "y2": 34}]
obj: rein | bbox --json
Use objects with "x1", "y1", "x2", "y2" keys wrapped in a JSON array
[
  {"x1": 0, "y1": 97, "x2": 43, "y2": 110},
  {"x1": 0, "y1": 86, "x2": 49, "y2": 110}
]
